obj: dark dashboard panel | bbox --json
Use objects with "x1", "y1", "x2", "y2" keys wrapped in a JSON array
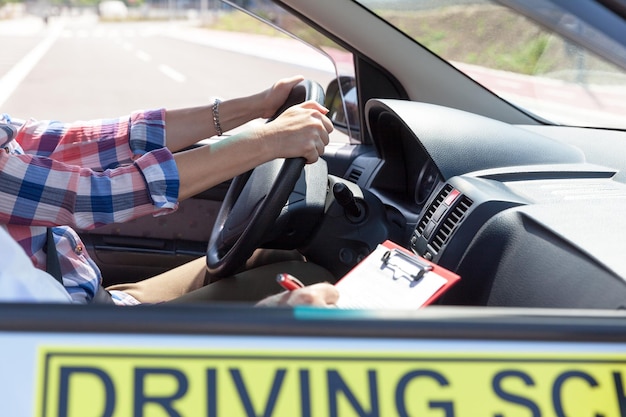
[
  {"x1": 412, "y1": 174, "x2": 626, "y2": 309},
  {"x1": 444, "y1": 206, "x2": 626, "y2": 309},
  {"x1": 364, "y1": 99, "x2": 585, "y2": 180},
  {"x1": 366, "y1": 110, "x2": 437, "y2": 210},
  {"x1": 359, "y1": 99, "x2": 626, "y2": 310}
]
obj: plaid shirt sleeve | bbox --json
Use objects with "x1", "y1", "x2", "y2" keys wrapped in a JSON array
[
  {"x1": 0, "y1": 110, "x2": 180, "y2": 229},
  {"x1": 15, "y1": 109, "x2": 168, "y2": 169}
]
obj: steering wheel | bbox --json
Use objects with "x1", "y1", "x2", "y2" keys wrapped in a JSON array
[{"x1": 206, "y1": 80, "x2": 326, "y2": 278}]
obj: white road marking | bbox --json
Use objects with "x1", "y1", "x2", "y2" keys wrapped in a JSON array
[
  {"x1": 136, "y1": 50, "x2": 152, "y2": 62},
  {"x1": 158, "y1": 64, "x2": 186, "y2": 82},
  {"x1": 0, "y1": 23, "x2": 63, "y2": 107}
]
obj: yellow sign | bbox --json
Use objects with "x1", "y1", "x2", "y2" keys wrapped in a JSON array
[{"x1": 37, "y1": 347, "x2": 626, "y2": 417}]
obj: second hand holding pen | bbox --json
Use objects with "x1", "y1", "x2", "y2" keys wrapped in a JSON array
[{"x1": 276, "y1": 273, "x2": 305, "y2": 291}]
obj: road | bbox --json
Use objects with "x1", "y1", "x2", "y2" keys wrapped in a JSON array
[{"x1": 0, "y1": 14, "x2": 337, "y2": 121}]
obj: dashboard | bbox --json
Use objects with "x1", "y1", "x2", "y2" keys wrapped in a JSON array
[{"x1": 338, "y1": 99, "x2": 626, "y2": 310}]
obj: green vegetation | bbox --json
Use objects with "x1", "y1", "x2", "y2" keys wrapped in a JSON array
[
  {"x1": 493, "y1": 35, "x2": 554, "y2": 74},
  {"x1": 372, "y1": 5, "x2": 617, "y2": 78},
  {"x1": 379, "y1": 7, "x2": 562, "y2": 76},
  {"x1": 208, "y1": 10, "x2": 290, "y2": 38},
  {"x1": 205, "y1": 8, "x2": 340, "y2": 50}
]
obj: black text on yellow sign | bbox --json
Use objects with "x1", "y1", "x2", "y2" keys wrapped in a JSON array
[{"x1": 37, "y1": 348, "x2": 626, "y2": 417}]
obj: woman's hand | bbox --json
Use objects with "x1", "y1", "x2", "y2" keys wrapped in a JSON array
[
  {"x1": 256, "y1": 282, "x2": 340, "y2": 307},
  {"x1": 255, "y1": 100, "x2": 333, "y2": 164},
  {"x1": 172, "y1": 78, "x2": 333, "y2": 200},
  {"x1": 259, "y1": 75, "x2": 306, "y2": 119}
]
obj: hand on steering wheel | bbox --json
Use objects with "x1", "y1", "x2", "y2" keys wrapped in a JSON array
[{"x1": 206, "y1": 80, "x2": 329, "y2": 278}]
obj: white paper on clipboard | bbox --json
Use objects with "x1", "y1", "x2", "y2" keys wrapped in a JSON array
[{"x1": 335, "y1": 244, "x2": 448, "y2": 309}]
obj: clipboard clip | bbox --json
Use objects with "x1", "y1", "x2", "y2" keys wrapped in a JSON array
[{"x1": 380, "y1": 249, "x2": 433, "y2": 282}]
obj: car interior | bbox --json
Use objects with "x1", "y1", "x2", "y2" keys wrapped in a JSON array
[{"x1": 72, "y1": 0, "x2": 626, "y2": 310}]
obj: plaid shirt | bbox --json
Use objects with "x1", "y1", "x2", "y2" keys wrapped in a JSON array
[{"x1": 0, "y1": 109, "x2": 179, "y2": 305}]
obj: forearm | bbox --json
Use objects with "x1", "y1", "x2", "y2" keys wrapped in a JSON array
[
  {"x1": 165, "y1": 94, "x2": 265, "y2": 153},
  {"x1": 174, "y1": 128, "x2": 272, "y2": 200},
  {"x1": 164, "y1": 75, "x2": 307, "y2": 152},
  {"x1": 173, "y1": 100, "x2": 333, "y2": 201}
]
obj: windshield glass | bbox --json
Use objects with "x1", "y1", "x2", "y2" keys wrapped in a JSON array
[{"x1": 355, "y1": 0, "x2": 626, "y2": 130}]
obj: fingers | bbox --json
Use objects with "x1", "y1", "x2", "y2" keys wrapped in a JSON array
[
  {"x1": 261, "y1": 75, "x2": 307, "y2": 119},
  {"x1": 255, "y1": 282, "x2": 339, "y2": 308},
  {"x1": 299, "y1": 103, "x2": 333, "y2": 164},
  {"x1": 299, "y1": 101, "x2": 334, "y2": 135},
  {"x1": 301, "y1": 126, "x2": 329, "y2": 164},
  {"x1": 285, "y1": 283, "x2": 340, "y2": 307},
  {"x1": 272, "y1": 76, "x2": 305, "y2": 100},
  {"x1": 310, "y1": 282, "x2": 340, "y2": 305},
  {"x1": 292, "y1": 101, "x2": 334, "y2": 138},
  {"x1": 278, "y1": 75, "x2": 305, "y2": 89},
  {"x1": 264, "y1": 101, "x2": 333, "y2": 163},
  {"x1": 298, "y1": 99, "x2": 328, "y2": 113},
  {"x1": 320, "y1": 111, "x2": 334, "y2": 135}
]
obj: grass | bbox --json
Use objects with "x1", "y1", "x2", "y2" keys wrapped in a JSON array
[
  {"x1": 204, "y1": 9, "x2": 343, "y2": 51},
  {"x1": 208, "y1": 10, "x2": 289, "y2": 37},
  {"x1": 204, "y1": 5, "x2": 615, "y2": 78}
]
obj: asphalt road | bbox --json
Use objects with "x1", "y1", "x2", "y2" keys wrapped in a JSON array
[{"x1": 0, "y1": 14, "x2": 336, "y2": 121}]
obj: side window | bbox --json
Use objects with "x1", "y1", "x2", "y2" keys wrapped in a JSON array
[{"x1": 210, "y1": 0, "x2": 358, "y2": 143}]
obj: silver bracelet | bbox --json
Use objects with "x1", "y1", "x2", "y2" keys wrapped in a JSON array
[{"x1": 212, "y1": 98, "x2": 223, "y2": 136}]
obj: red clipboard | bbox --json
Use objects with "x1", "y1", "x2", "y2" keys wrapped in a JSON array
[
  {"x1": 380, "y1": 240, "x2": 460, "y2": 306},
  {"x1": 334, "y1": 240, "x2": 460, "y2": 309}
]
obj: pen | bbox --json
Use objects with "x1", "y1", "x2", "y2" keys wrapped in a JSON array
[{"x1": 276, "y1": 273, "x2": 305, "y2": 291}]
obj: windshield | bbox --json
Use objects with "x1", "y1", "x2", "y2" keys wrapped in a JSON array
[{"x1": 355, "y1": 0, "x2": 626, "y2": 130}]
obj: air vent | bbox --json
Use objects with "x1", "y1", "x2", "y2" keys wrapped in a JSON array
[
  {"x1": 430, "y1": 195, "x2": 472, "y2": 253},
  {"x1": 416, "y1": 184, "x2": 453, "y2": 235},
  {"x1": 347, "y1": 167, "x2": 363, "y2": 183}
]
